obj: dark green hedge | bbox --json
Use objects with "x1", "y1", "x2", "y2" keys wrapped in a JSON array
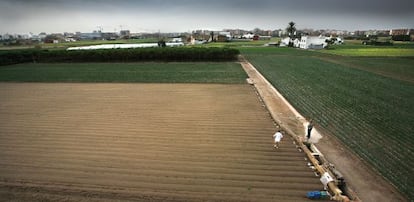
[
  {"x1": 392, "y1": 35, "x2": 411, "y2": 42},
  {"x1": 0, "y1": 47, "x2": 240, "y2": 66},
  {"x1": 0, "y1": 49, "x2": 37, "y2": 65}
]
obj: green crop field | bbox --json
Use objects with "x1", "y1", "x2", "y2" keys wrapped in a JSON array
[
  {"x1": 320, "y1": 47, "x2": 414, "y2": 57},
  {"x1": 315, "y1": 56, "x2": 414, "y2": 83},
  {"x1": 319, "y1": 43, "x2": 414, "y2": 57},
  {"x1": 241, "y1": 46, "x2": 414, "y2": 201},
  {"x1": 0, "y1": 62, "x2": 247, "y2": 83}
]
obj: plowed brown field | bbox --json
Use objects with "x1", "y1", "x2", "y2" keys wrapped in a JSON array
[{"x1": 0, "y1": 83, "x2": 327, "y2": 201}]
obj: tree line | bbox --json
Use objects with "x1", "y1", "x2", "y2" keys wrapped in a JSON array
[{"x1": 0, "y1": 47, "x2": 240, "y2": 66}]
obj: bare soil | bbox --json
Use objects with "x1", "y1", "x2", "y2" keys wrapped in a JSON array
[
  {"x1": 241, "y1": 61, "x2": 408, "y2": 202},
  {"x1": 0, "y1": 83, "x2": 328, "y2": 202}
]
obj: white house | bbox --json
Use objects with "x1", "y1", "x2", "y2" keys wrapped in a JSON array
[
  {"x1": 170, "y1": 38, "x2": 183, "y2": 43},
  {"x1": 298, "y1": 36, "x2": 327, "y2": 49},
  {"x1": 279, "y1": 37, "x2": 291, "y2": 47},
  {"x1": 293, "y1": 38, "x2": 300, "y2": 47},
  {"x1": 242, "y1": 33, "x2": 255, "y2": 39},
  {"x1": 325, "y1": 36, "x2": 344, "y2": 44}
]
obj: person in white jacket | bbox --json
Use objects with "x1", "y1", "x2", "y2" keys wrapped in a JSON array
[{"x1": 273, "y1": 130, "x2": 283, "y2": 149}]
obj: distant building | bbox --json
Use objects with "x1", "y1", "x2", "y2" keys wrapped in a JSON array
[
  {"x1": 326, "y1": 36, "x2": 344, "y2": 44},
  {"x1": 44, "y1": 33, "x2": 64, "y2": 43},
  {"x1": 2, "y1": 34, "x2": 13, "y2": 40},
  {"x1": 191, "y1": 30, "x2": 211, "y2": 41},
  {"x1": 293, "y1": 38, "x2": 300, "y2": 47},
  {"x1": 79, "y1": 32, "x2": 102, "y2": 40},
  {"x1": 120, "y1": 30, "x2": 130, "y2": 36},
  {"x1": 64, "y1": 38, "x2": 76, "y2": 42},
  {"x1": 190, "y1": 35, "x2": 207, "y2": 45},
  {"x1": 219, "y1": 32, "x2": 232, "y2": 40},
  {"x1": 215, "y1": 32, "x2": 231, "y2": 42},
  {"x1": 170, "y1": 38, "x2": 183, "y2": 43},
  {"x1": 64, "y1": 32, "x2": 75, "y2": 38},
  {"x1": 252, "y1": 35, "x2": 271, "y2": 41},
  {"x1": 37, "y1": 32, "x2": 47, "y2": 41},
  {"x1": 298, "y1": 36, "x2": 327, "y2": 49},
  {"x1": 223, "y1": 29, "x2": 245, "y2": 37},
  {"x1": 242, "y1": 33, "x2": 255, "y2": 39},
  {"x1": 101, "y1": 32, "x2": 118, "y2": 40},
  {"x1": 216, "y1": 35, "x2": 228, "y2": 42},
  {"x1": 389, "y1": 28, "x2": 414, "y2": 41},
  {"x1": 119, "y1": 30, "x2": 130, "y2": 39},
  {"x1": 389, "y1": 29, "x2": 410, "y2": 36}
]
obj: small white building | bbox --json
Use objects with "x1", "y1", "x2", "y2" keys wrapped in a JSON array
[
  {"x1": 170, "y1": 38, "x2": 183, "y2": 43},
  {"x1": 325, "y1": 36, "x2": 344, "y2": 44},
  {"x1": 293, "y1": 38, "x2": 300, "y2": 47},
  {"x1": 64, "y1": 38, "x2": 77, "y2": 42},
  {"x1": 298, "y1": 36, "x2": 327, "y2": 49},
  {"x1": 279, "y1": 37, "x2": 291, "y2": 47},
  {"x1": 242, "y1": 33, "x2": 255, "y2": 39}
]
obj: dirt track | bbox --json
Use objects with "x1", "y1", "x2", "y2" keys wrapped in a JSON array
[{"x1": 0, "y1": 83, "x2": 327, "y2": 201}]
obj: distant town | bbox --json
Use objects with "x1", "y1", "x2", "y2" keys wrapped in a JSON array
[{"x1": 1, "y1": 27, "x2": 413, "y2": 46}]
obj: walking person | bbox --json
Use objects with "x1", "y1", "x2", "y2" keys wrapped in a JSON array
[
  {"x1": 273, "y1": 130, "x2": 283, "y2": 149},
  {"x1": 307, "y1": 119, "x2": 313, "y2": 141}
]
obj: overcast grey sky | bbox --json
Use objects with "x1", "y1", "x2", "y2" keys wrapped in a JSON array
[{"x1": 1, "y1": 0, "x2": 413, "y2": 34}]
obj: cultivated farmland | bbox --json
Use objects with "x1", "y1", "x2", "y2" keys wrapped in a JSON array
[
  {"x1": 0, "y1": 63, "x2": 246, "y2": 83},
  {"x1": 242, "y1": 47, "x2": 414, "y2": 201},
  {"x1": 319, "y1": 43, "x2": 414, "y2": 57},
  {"x1": 0, "y1": 83, "x2": 327, "y2": 201},
  {"x1": 1, "y1": 41, "x2": 412, "y2": 201}
]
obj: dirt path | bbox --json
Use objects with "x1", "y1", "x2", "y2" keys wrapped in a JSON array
[
  {"x1": 240, "y1": 60, "x2": 408, "y2": 202},
  {"x1": 0, "y1": 83, "x2": 329, "y2": 202}
]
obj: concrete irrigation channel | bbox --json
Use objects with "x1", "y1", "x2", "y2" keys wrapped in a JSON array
[{"x1": 0, "y1": 83, "x2": 330, "y2": 201}]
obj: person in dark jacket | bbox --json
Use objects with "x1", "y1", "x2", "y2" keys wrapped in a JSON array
[{"x1": 307, "y1": 119, "x2": 313, "y2": 140}]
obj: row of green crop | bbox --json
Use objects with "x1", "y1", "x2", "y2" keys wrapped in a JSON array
[
  {"x1": 242, "y1": 48, "x2": 414, "y2": 201},
  {"x1": 0, "y1": 47, "x2": 240, "y2": 66}
]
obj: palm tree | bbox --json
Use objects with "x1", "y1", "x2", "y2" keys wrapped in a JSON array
[
  {"x1": 286, "y1": 21, "x2": 296, "y2": 37},
  {"x1": 286, "y1": 21, "x2": 296, "y2": 47}
]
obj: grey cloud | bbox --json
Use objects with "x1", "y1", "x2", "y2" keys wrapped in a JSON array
[
  {"x1": 0, "y1": 0, "x2": 413, "y2": 33},
  {"x1": 4, "y1": 0, "x2": 414, "y2": 15}
]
